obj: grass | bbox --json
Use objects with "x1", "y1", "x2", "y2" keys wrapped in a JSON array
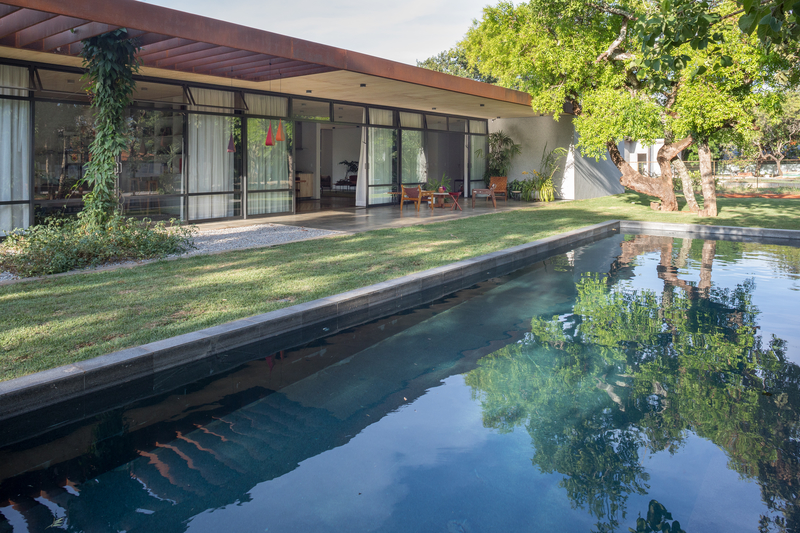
[{"x1": 2, "y1": 191, "x2": 800, "y2": 382}]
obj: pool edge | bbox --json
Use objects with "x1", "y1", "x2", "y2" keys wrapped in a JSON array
[{"x1": 5, "y1": 219, "x2": 798, "y2": 421}]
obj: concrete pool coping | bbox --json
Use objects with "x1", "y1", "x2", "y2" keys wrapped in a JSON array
[{"x1": 2, "y1": 219, "x2": 799, "y2": 423}]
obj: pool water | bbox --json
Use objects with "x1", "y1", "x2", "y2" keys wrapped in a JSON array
[{"x1": 1, "y1": 233, "x2": 799, "y2": 532}]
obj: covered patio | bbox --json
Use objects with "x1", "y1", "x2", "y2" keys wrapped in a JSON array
[{"x1": 196, "y1": 198, "x2": 538, "y2": 234}]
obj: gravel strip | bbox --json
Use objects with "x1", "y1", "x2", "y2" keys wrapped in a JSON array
[{"x1": 0, "y1": 223, "x2": 341, "y2": 283}]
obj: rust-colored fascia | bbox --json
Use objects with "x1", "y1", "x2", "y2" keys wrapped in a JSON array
[{"x1": 0, "y1": 0, "x2": 532, "y2": 106}]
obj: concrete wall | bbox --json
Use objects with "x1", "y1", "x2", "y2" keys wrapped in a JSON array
[
  {"x1": 569, "y1": 128, "x2": 624, "y2": 200},
  {"x1": 489, "y1": 116, "x2": 623, "y2": 200}
]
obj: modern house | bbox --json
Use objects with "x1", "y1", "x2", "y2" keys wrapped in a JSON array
[{"x1": 0, "y1": 0, "x2": 622, "y2": 234}]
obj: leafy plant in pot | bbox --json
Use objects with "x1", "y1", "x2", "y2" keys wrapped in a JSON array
[
  {"x1": 424, "y1": 173, "x2": 449, "y2": 207},
  {"x1": 475, "y1": 130, "x2": 521, "y2": 186},
  {"x1": 339, "y1": 160, "x2": 358, "y2": 179}
]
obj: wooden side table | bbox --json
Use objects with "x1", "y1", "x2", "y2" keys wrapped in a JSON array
[{"x1": 472, "y1": 188, "x2": 497, "y2": 208}]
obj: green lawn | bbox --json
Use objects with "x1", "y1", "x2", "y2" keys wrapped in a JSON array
[{"x1": 2, "y1": 191, "x2": 799, "y2": 381}]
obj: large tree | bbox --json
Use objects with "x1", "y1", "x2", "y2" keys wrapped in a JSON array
[{"x1": 462, "y1": 0, "x2": 795, "y2": 215}]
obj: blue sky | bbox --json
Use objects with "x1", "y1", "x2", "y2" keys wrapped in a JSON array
[{"x1": 139, "y1": 0, "x2": 489, "y2": 65}]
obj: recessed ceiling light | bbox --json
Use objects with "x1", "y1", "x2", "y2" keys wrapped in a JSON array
[
  {"x1": 497, "y1": 116, "x2": 501, "y2": 119},
  {"x1": 432, "y1": 107, "x2": 437, "y2": 110},
  {"x1": 301, "y1": 103, "x2": 306, "y2": 106},
  {"x1": 141, "y1": 87, "x2": 148, "y2": 91},
  {"x1": 480, "y1": 104, "x2": 484, "y2": 107},
  {"x1": 66, "y1": 79, "x2": 75, "y2": 84},
  {"x1": 360, "y1": 83, "x2": 366, "y2": 87},
  {"x1": 306, "y1": 90, "x2": 312, "y2": 93}
]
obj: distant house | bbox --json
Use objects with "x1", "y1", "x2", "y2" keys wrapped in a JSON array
[{"x1": 0, "y1": 0, "x2": 622, "y2": 234}]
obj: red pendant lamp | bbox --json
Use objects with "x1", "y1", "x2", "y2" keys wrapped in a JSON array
[
  {"x1": 276, "y1": 119, "x2": 284, "y2": 142},
  {"x1": 265, "y1": 122, "x2": 275, "y2": 146},
  {"x1": 227, "y1": 133, "x2": 235, "y2": 153}
]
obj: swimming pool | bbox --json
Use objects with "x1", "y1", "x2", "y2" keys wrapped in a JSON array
[{"x1": 1, "y1": 232, "x2": 799, "y2": 532}]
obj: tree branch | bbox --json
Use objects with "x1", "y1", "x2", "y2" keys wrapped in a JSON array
[{"x1": 596, "y1": 19, "x2": 629, "y2": 63}]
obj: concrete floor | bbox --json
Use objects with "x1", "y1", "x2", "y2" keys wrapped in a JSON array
[{"x1": 196, "y1": 198, "x2": 532, "y2": 234}]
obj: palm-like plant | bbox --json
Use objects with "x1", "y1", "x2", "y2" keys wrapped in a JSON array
[{"x1": 476, "y1": 130, "x2": 521, "y2": 183}]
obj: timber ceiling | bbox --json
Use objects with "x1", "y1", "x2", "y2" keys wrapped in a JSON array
[{"x1": 0, "y1": 0, "x2": 538, "y2": 119}]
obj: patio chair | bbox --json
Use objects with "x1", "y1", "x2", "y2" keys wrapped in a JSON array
[
  {"x1": 489, "y1": 176, "x2": 508, "y2": 202},
  {"x1": 401, "y1": 185, "x2": 423, "y2": 211}
]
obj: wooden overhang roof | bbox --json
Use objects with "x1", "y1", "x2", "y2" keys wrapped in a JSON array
[{"x1": 0, "y1": 0, "x2": 538, "y2": 119}]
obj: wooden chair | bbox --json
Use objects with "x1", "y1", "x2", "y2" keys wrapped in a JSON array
[
  {"x1": 489, "y1": 176, "x2": 508, "y2": 202},
  {"x1": 401, "y1": 185, "x2": 423, "y2": 211}
]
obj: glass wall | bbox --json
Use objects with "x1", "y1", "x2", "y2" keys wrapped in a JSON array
[
  {"x1": 120, "y1": 109, "x2": 184, "y2": 220},
  {"x1": 187, "y1": 88, "x2": 242, "y2": 221},
  {"x1": 0, "y1": 65, "x2": 31, "y2": 234},
  {"x1": 426, "y1": 131, "x2": 465, "y2": 193},
  {"x1": 367, "y1": 127, "x2": 396, "y2": 205},
  {"x1": 401, "y1": 130, "x2": 426, "y2": 186},
  {"x1": 3, "y1": 60, "x2": 491, "y2": 226},
  {"x1": 33, "y1": 102, "x2": 95, "y2": 220},
  {"x1": 470, "y1": 134, "x2": 488, "y2": 192},
  {"x1": 247, "y1": 118, "x2": 292, "y2": 215}
]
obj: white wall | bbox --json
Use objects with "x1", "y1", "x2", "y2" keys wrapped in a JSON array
[
  {"x1": 489, "y1": 115, "x2": 623, "y2": 200},
  {"x1": 489, "y1": 116, "x2": 575, "y2": 198}
]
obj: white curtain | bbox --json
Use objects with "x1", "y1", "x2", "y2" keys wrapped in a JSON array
[
  {"x1": 369, "y1": 108, "x2": 394, "y2": 127},
  {"x1": 1, "y1": 65, "x2": 30, "y2": 234},
  {"x1": 469, "y1": 120, "x2": 488, "y2": 134},
  {"x1": 356, "y1": 109, "x2": 368, "y2": 207},
  {"x1": 246, "y1": 94, "x2": 288, "y2": 117},
  {"x1": 188, "y1": 89, "x2": 235, "y2": 220},
  {"x1": 399, "y1": 112, "x2": 423, "y2": 129},
  {"x1": 247, "y1": 118, "x2": 291, "y2": 215}
]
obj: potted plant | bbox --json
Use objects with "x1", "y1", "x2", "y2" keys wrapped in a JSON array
[
  {"x1": 339, "y1": 160, "x2": 358, "y2": 179},
  {"x1": 476, "y1": 131, "x2": 521, "y2": 185},
  {"x1": 424, "y1": 173, "x2": 449, "y2": 207}
]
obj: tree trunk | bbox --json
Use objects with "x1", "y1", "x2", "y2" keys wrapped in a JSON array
[
  {"x1": 673, "y1": 158, "x2": 700, "y2": 213},
  {"x1": 776, "y1": 156, "x2": 784, "y2": 177},
  {"x1": 698, "y1": 142, "x2": 717, "y2": 217},
  {"x1": 607, "y1": 141, "x2": 679, "y2": 211}
]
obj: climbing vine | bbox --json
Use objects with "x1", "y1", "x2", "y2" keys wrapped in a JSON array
[{"x1": 79, "y1": 29, "x2": 140, "y2": 222}]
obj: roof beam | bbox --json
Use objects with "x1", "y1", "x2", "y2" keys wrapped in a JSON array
[
  {"x1": 0, "y1": 9, "x2": 56, "y2": 40},
  {"x1": 137, "y1": 37, "x2": 196, "y2": 57},
  {"x1": 243, "y1": 65, "x2": 337, "y2": 81},
  {"x1": 15, "y1": 15, "x2": 88, "y2": 49},
  {"x1": 0, "y1": 5, "x2": 20, "y2": 19},
  {"x1": 176, "y1": 49, "x2": 259, "y2": 70},
  {"x1": 247, "y1": 66, "x2": 339, "y2": 82},
  {"x1": 41, "y1": 21, "x2": 118, "y2": 51},
  {"x1": 149, "y1": 44, "x2": 229, "y2": 67},
  {"x1": 199, "y1": 56, "x2": 298, "y2": 76}
]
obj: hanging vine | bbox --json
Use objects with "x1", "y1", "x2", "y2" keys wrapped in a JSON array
[{"x1": 79, "y1": 29, "x2": 141, "y2": 223}]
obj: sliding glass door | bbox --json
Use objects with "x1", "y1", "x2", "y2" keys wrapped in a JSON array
[
  {"x1": 367, "y1": 127, "x2": 396, "y2": 205},
  {"x1": 247, "y1": 118, "x2": 293, "y2": 216}
]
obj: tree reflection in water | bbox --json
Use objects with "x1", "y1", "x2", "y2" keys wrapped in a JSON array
[{"x1": 465, "y1": 236, "x2": 798, "y2": 533}]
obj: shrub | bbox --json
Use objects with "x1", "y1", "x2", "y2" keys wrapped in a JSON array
[{"x1": 0, "y1": 216, "x2": 195, "y2": 278}]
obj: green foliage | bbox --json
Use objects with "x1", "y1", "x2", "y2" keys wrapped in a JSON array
[
  {"x1": 0, "y1": 216, "x2": 195, "y2": 278},
  {"x1": 424, "y1": 173, "x2": 449, "y2": 192},
  {"x1": 416, "y1": 45, "x2": 498, "y2": 83},
  {"x1": 339, "y1": 160, "x2": 359, "y2": 174},
  {"x1": 633, "y1": 0, "x2": 800, "y2": 78},
  {"x1": 79, "y1": 29, "x2": 141, "y2": 223},
  {"x1": 475, "y1": 130, "x2": 521, "y2": 181}
]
